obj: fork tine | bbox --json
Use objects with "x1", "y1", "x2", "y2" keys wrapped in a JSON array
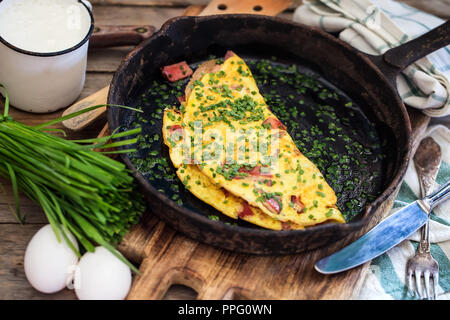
[
  {"x1": 415, "y1": 270, "x2": 423, "y2": 299},
  {"x1": 407, "y1": 270, "x2": 415, "y2": 296},
  {"x1": 432, "y1": 271, "x2": 439, "y2": 300},
  {"x1": 424, "y1": 271, "x2": 431, "y2": 300}
]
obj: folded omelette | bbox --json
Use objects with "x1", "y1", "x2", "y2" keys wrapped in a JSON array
[{"x1": 162, "y1": 52, "x2": 345, "y2": 230}]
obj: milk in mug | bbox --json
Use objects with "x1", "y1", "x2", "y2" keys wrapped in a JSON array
[{"x1": 0, "y1": 0, "x2": 94, "y2": 112}]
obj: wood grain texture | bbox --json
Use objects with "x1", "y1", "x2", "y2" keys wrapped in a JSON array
[
  {"x1": 199, "y1": 0, "x2": 291, "y2": 16},
  {"x1": 123, "y1": 197, "x2": 396, "y2": 300},
  {"x1": 182, "y1": 4, "x2": 205, "y2": 16},
  {"x1": 87, "y1": 47, "x2": 135, "y2": 72},
  {"x1": 93, "y1": 5, "x2": 184, "y2": 27},
  {"x1": 62, "y1": 86, "x2": 109, "y2": 131},
  {"x1": 0, "y1": 3, "x2": 189, "y2": 301},
  {"x1": 90, "y1": 0, "x2": 209, "y2": 6},
  {"x1": 87, "y1": 0, "x2": 450, "y2": 19},
  {"x1": 0, "y1": 224, "x2": 77, "y2": 300},
  {"x1": 0, "y1": 0, "x2": 440, "y2": 300},
  {"x1": 120, "y1": 108, "x2": 429, "y2": 300},
  {"x1": 90, "y1": 25, "x2": 156, "y2": 48}
]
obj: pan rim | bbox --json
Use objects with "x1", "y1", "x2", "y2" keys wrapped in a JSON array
[{"x1": 107, "y1": 14, "x2": 412, "y2": 247}]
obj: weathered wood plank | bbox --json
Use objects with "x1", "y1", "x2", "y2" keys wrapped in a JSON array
[
  {"x1": 0, "y1": 220, "x2": 192, "y2": 299},
  {"x1": 88, "y1": 47, "x2": 133, "y2": 72},
  {"x1": 88, "y1": 0, "x2": 450, "y2": 18},
  {"x1": 3, "y1": 73, "x2": 112, "y2": 125},
  {"x1": 0, "y1": 1, "x2": 444, "y2": 300},
  {"x1": 163, "y1": 285, "x2": 198, "y2": 299},
  {"x1": 93, "y1": 6, "x2": 184, "y2": 27},
  {"x1": 0, "y1": 206, "x2": 47, "y2": 224},
  {"x1": 88, "y1": 0, "x2": 303, "y2": 6},
  {"x1": 199, "y1": 0, "x2": 291, "y2": 16},
  {"x1": 85, "y1": 0, "x2": 450, "y2": 73},
  {"x1": 90, "y1": 0, "x2": 209, "y2": 6},
  {"x1": 0, "y1": 177, "x2": 48, "y2": 224},
  {"x1": 0, "y1": 224, "x2": 77, "y2": 300}
]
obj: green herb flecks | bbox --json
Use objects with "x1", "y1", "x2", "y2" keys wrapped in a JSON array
[
  {"x1": 246, "y1": 58, "x2": 385, "y2": 221},
  {"x1": 126, "y1": 57, "x2": 386, "y2": 224}
]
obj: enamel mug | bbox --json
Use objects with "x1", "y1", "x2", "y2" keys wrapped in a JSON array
[{"x1": 0, "y1": 0, "x2": 94, "y2": 113}]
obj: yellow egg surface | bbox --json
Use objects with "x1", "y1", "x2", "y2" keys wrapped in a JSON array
[
  {"x1": 162, "y1": 52, "x2": 345, "y2": 229},
  {"x1": 163, "y1": 108, "x2": 303, "y2": 230}
]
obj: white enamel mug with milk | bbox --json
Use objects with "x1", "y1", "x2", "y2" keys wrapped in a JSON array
[{"x1": 0, "y1": 0, "x2": 94, "y2": 113}]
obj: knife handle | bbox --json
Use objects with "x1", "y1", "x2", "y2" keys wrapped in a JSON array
[{"x1": 423, "y1": 179, "x2": 450, "y2": 211}]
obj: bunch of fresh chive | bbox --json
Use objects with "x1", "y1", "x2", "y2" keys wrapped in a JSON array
[{"x1": 0, "y1": 85, "x2": 145, "y2": 273}]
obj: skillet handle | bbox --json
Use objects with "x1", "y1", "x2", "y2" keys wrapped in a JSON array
[
  {"x1": 370, "y1": 20, "x2": 450, "y2": 83},
  {"x1": 90, "y1": 25, "x2": 156, "y2": 48}
]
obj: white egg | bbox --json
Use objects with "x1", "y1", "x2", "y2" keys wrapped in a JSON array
[
  {"x1": 74, "y1": 246, "x2": 132, "y2": 300},
  {"x1": 24, "y1": 224, "x2": 79, "y2": 294}
]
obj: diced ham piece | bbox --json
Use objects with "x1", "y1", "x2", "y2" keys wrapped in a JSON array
[
  {"x1": 161, "y1": 61, "x2": 193, "y2": 82},
  {"x1": 281, "y1": 222, "x2": 291, "y2": 230},
  {"x1": 264, "y1": 197, "x2": 281, "y2": 214},
  {"x1": 222, "y1": 188, "x2": 231, "y2": 197},
  {"x1": 291, "y1": 195, "x2": 305, "y2": 213},
  {"x1": 238, "y1": 202, "x2": 254, "y2": 218},
  {"x1": 168, "y1": 125, "x2": 185, "y2": 143},
  {"x1": 262, "y1": 117, "x2": 286, "y2": 130},
  {"x1": 177, "y1": 95, "x2": 186, "y2": 104},
  {"x1": 224, "y1": 50, "x2": 235, "y2": 60},
  {"x1": 168, "y1": 124, "x2": 182, "y2": 134}
]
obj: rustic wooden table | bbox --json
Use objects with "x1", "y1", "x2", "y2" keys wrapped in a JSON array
[{"x1": 0, "y1": 0, "x2": 448, "y2": 300}]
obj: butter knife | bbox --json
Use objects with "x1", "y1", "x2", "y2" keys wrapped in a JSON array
[{"x1": 315, "y1": 179, "x2": 450, "y2": 274}]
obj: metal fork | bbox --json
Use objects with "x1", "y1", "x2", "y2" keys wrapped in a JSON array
[{"x1": 406, "y1": 137, "x2": 441, "y2": 299}]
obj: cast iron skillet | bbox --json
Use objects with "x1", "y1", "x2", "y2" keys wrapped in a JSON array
[{"x1": 107, "y1": 15, "x2": 449, "y2": 254}]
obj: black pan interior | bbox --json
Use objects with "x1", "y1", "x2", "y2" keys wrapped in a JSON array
[{"x1": 115, "y1": 44, "x2": 392, "y2": 228}]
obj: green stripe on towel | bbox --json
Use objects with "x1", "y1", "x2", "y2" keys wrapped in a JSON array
[{"x1": 371, "y1": 254, "x2": 414, "y2": 300}]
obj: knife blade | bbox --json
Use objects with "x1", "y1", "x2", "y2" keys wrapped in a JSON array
[
  {"x1": 315, "y1": 202, "x2": 427, "y2": 274},
  {"x1": 315, "y1": 179, "x2": 450, "y2": 274}
]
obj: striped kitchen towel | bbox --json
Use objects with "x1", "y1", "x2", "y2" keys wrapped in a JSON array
[
  {"x1": 293, "y1": 0, "x2": 450, "y2": 118},
  {"x1": 358, "y1": 125, "x2": 450, "y2": 300}
]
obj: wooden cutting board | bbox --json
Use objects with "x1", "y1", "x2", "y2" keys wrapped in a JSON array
[
  {"x1": 120, "y1": 110, "x2": 429, "y2": 300},
  {"x1": 65, "y1": 1, "x2": 431, "y2": 299}
]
